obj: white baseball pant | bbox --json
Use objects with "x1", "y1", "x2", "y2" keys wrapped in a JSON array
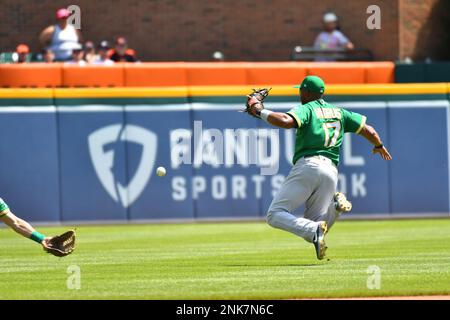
[{"x1": 267, "y1": 155, "x2": 340, "y2": 243}]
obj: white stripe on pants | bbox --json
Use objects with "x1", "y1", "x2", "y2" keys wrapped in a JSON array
[{"x1": 267, "y1": 155, "x2": 339, "y2": 243}]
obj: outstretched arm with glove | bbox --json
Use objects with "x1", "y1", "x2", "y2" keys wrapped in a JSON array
[
  {"x1": 244, "y1": 88, "x2": 392, "y2": 161},
  {"x1": 244, "y1": 88, "x2": 297, "y2": 129},
  {"x1": 0, "y1": 199, "x2": 76, "y2": 257}
]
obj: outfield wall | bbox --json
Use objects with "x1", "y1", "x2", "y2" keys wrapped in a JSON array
[
  {"x1": 0, "y1": 62, "x2": 394, "y2": 88},
  {"x1": 0, "y1": 84, "x2": 449, "y2": 222}
]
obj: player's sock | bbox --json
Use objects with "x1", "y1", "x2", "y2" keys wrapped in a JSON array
[{"x1": 30, "y1": 231, "x2": 46, "y2": 244}]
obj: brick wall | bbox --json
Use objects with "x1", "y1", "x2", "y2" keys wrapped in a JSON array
[
  {"x1": 0, "y1": 0, "x2": 444, "y2": 61},
  {"x1": 399, "y1": 0, "x2": 450, "y2": 61}
]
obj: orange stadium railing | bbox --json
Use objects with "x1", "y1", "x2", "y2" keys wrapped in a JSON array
[{"x1": 0, "y1": 62, "x2": 394, "y2": 88}]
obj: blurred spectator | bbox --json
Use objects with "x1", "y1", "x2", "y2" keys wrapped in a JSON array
[
  {"x1": 290, "y1": 46, "x2": 302, "y2": 60},
  {"x1": 92, "y1": 41, "x2": 114, "y2": 65},
  {"x1": 314, "y1": 12, "x2": 354, "y2": 52},
  {"x1": 108, "y1": 37, "x2": 137, "y2": 62},
  {"x1": 84, "y1": 41, "x2": 96, "y2": 63},
  {"x1": 39, "y1": 8, "x2": 83, "y2": 61},
  {"x1": 212, "y1": 51, "x2": 225, "y2": 61},
  {"x1": 41, "y1": 48, "x2": 55, "y2": 63},
  {"x1": 15, "y1": 44, "x2": 30, "y2": 63},
  {"x1": 64, "y1": 44, "x2": 86, "y2": 66}
]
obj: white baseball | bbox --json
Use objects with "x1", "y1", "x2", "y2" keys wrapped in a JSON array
[{"x1": 156, "y1": 166, "x2": 166, "y2": 177}]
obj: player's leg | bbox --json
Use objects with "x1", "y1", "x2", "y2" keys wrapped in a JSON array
[
  {"x1": 302, "y1": 158, "x2": 338, "y2": 224},
  {"x1": 302, "y1": 160, "x2": 348, "y2": 229},
  {"x1": 0, "y1": 197, "x2": 47, "y2": 245},
  {"x1": 291, "y1": 160, "x2": 336, "y2": 259},
  {"x1": 266, "y1": 159, "x2": 321, "y2": 243}
]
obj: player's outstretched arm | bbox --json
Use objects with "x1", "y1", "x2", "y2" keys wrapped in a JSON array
[
  {"x1": 1, "y1": 211, "x2": 76, "y2": 256},
  {"x1": 262, "y1": 111, "x2": 297, "y2": 129},
  {"x1": 245, "y1": 95, "x2": 297, "y2": 129},
  {"x1": 0, "y1": 210, "x2": 48, "y2": 244},
  {"x1": 0, "y1": 200, "x2": 76, "y2": 256},
  {"x1": 359, "y1": 124, "x2": 393, "y2": 160}
]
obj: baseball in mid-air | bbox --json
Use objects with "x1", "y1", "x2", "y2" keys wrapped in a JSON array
[{"x1": 156, "y1": 166, "x2": 166, "y2": 177}]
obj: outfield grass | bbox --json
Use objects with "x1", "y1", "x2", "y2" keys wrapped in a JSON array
[{"x1": 0, "y1": 219, "x2": 449, "y2": 299}]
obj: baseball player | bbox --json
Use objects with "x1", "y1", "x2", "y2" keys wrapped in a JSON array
[
  {"x1": 244, "y1": 76, "x2": 392, "y2": 260},
  {"x1": 0, "y1": 197, "x2": 75, "y2": 256}
]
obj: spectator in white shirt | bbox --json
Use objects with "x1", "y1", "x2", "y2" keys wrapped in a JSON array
[
  {"x1": 39, "y1": 8, "x2": 83, "y2": 61},
  {"x1": 65, "y1": 44, "x2": 86, "y2": 66},
  {"x1": 83, "y1": 41, "x2": 96, "y2": 64},
  {"x1": 314, "y1": 12, "x2": 354, "y2": 53},
  {"x1": 91, "y1": 41, "x2": 114, "y2": 66}
]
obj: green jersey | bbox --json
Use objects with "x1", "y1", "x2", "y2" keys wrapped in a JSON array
[{"x1": 286, "y1": 99, "x2": 366, "y2": 166}]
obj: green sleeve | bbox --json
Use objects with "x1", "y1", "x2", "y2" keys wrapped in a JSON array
[
  {"x1": 286, "y1": 106, "x2": 310, "y2": 128},
  {"x1": 0, "y1": 198, "x2": 9, "y2": 215},
  {"x1": 341, "y1": 108, "x2": 367, "y2": 134}
]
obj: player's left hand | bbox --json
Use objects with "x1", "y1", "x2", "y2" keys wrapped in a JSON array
[
  {"x1": 42, "y1": 230, "x2": 76, "y2": 257},
  {"x1": 246, "y1": 98, "x2": 265, "y2": 118},
  {"x1": 372, "y1": 146, "x2": 392, "y2": 160},
  {"x1": 242, "y1": 88, "x2": 271, "y2": 118}
]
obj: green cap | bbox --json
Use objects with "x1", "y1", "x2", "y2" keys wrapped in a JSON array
[{"x1": 294, "y1": 75, "x2": 325, "y2": 94}]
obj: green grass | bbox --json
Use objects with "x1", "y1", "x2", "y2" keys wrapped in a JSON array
[{"x1": 1, "y1": 219, "x2": 449, "y2": 299}]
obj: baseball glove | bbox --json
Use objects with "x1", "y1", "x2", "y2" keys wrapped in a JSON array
[
  {"x1": 43, "y1": 230, "x2": 76, "y2": 257},
  {"x1": 241, "y1": 88, "x2": 271, "y2": 118}
]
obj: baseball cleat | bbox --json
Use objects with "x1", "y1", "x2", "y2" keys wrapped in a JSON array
[
  {"x1": 334, "y1": 192, "x2": 352, "y2": 213},
  {"x1": 313, "y1": 221, "x2": 328, "y2": 260}
]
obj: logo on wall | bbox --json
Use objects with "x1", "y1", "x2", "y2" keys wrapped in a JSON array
[{"x1": 88, "y1": 124, "x2": 157, "y2": 208}]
